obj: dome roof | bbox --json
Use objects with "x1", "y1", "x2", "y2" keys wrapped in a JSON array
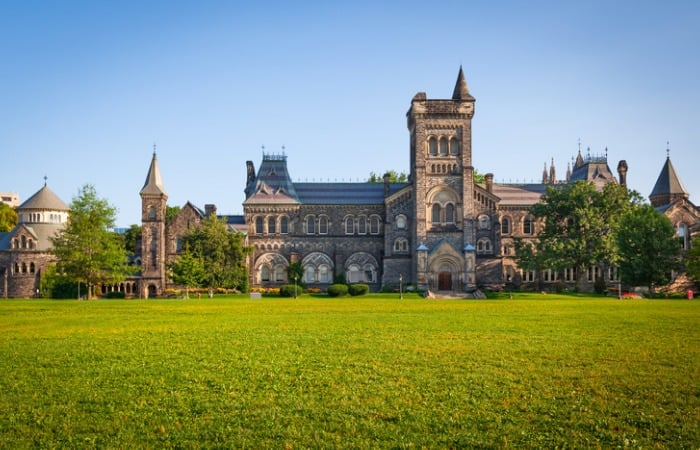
[{"x1": 19, "y1": 184, "x2": 69, "y2": 211}]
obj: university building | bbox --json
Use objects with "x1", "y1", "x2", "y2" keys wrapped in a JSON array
[{"x1": 1, "y1": 68, "x2": 698, "y2": 298}]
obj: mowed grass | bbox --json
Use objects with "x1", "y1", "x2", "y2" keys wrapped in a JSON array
[{"x1": 0, "y1": 295, "x2": 698, "y2": 448}]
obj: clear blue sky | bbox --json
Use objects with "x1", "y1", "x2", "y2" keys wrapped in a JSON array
[{"x1": 2, "y1": 1, "x2": 698, "y2": 227}]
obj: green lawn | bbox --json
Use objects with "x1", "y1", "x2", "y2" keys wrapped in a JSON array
[{"x1": 0, "y1": 294, "x2": 698, "y2": 448}]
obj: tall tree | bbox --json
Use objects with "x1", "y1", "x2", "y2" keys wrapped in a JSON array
[
  {"x1": 0, "y1": 203, "x2": 18, "y2": 232},
  {"x1": 517, "y1": 181, "x2": 635, "y2": 290},
  {"x1": 685, "y1": 236, "x2": 700, "y2": 283},
  {"x1": 51, "y1": 184, "x2": 135, "y2": 299},
  {"x1": 180, "y1": 216, "x2": 251, "y2": 292},
  {"x1": 368, "y1": 170, "x2": 408, "y2": 183},
  {"x1": 617, "y1": 204, "x2": 682, "y2": 293},
  {"x1": 168, "y1": 244, "x2": 206, "y2": 299},
  {"x1": 121, "y1": 224, "x2": 141, "y2": 256}
]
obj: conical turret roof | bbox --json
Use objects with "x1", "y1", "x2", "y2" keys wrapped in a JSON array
[
  {"x1": 140, "y1": 152, "x2": 167, "y2": 197},
  {"x1": 452, "y1": 66, "x2": 475, "y2": 101},
  {"x1": 650, "y1": 156, "x2": 688, "y2": 206},
  {"x1": 19, "y1": 184, "x2": 69, "y2": 211}
]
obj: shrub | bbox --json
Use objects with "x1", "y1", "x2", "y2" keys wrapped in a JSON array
[
  {"x1": 327, "y1": 284, "x2": 349, "y2": 297},
  {"x1": 348, "y1": 284, "x2": 369, "y2": 296},
  {"x1": 279, "y1": 284, "x2": 301, "y2": 298}
]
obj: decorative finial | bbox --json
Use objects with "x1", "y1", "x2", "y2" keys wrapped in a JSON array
[
  {"x1": 666, "y1": 141, "x2": 670, "y2": 159},
  {"x1": 577, "y1": 138, "x2": 581, "y2": 152},
  {"x1": 605, "y1": 147, "x2": 608, "y2": 160},
  {"x1": 44, "y1": 175, "x2": 48, "y2": 186},
  {"x1": 153, "y1": 143, "x2": 156, "y2": 155},
  {"x1": 281, "y1": 145, "x2": 285, "y2": 154}
]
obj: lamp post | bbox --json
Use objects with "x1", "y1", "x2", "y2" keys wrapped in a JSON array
[
  {"x1": 294, "y1": 275, "x2": 298, "y2": 299},
  {"x1": 399, "y1": 273, "x2": 403, "y2": 300}
]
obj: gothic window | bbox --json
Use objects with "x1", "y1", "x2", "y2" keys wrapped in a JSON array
[
  {"x1": 306, "y1": 216, "x2": 315, "y2": 235},
  {"x1": 445, "y1": 204, "x2": 455, "y2": 224},
  {"x1": 370, "y1": 216, "x2": 380, "y2": 234},
  {"x1": 396, "y1": 215, "x2": 407, "y2": 229},
  {"x1": 428, "y1": 137, "x2": 438, "y2": 156},
  {"x1": 431, "y1": 204, "x2": 441, "y2": 224},
  {"x1": 255, "y1": 217, "x2": 264, "y2": 234},
  {"x1": 319, "y1": 216, "x2": 329, "y2": 235},
  {"x1": 439, "y1": 137, "x2": 448, "y2": 156},
  {"x1": 523, "y1": 217, "x2": 534, "y2": 235},
  {"x1": 450, "y1": 138, "x2": 459, "y2": 156},
  {"x1": 501, "y1": 217, "x2": 511, "y2": 235},
  {"x1": 358, "y1": 216, "x2": 367, "y2": 235},
  {"x1": 280, "y1": 216, "x2": 289, "y2": 234},
  {"x1": 21, "y1": 236, "x2": 26, "y2": 249},
  {"x1": 345, "y1": 217, "x2": 354, "y2": 235},
  {"x1": 318, "y1": 265, "x2": 331, "y2": 283},
  {"x1": 261, "y1": 265, "x2": 270, "y2": 282},
  {"x1": 479, "y1": 214, "x2": 490, "y2": 230},
  {"x1": 304, "y1": 265, "x2": 315, "y2": 283},
  {"x1": 268, "y1": 217, "x2": 276, "y2": 235}
]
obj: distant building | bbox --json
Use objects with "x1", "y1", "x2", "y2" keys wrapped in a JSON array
[
  {"x1": 0, "y1": 193, "x2": 19, "y2": 208},
  {"x1": 0, "y1": 184, "x2": 68, "y2": 298}
]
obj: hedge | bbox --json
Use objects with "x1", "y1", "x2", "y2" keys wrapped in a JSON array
[
  {"x1": 279, "y1": 284, "x2": 302, "y2": 297},
  {"x1": 348, "y1": 283, "x2": 369, "y2": 296},
  {"x1": 327, "y1": 284, "x2": 349, "y2": 297}
]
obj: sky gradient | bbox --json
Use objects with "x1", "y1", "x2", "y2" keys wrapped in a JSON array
[{"x1": 2, "y1": 1, "x2": 698, "y2": 227}]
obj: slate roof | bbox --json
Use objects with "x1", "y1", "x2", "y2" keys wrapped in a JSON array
[
  {"x1": 492, "y1": 184, "x2": 547, "y2": 206},
  {"x1": 650, "y1": 156, "x2": 688, "y2": 199},
  {"x1": 19, "y1": 185, "x2": 69, "y2": 211},
  {"x1": 295, "y1": 182, "x2": 409, "y2": 205},
  {"x1": 140, "y1": 153, "x2": 167, "y2": 196},
  {"x1": 0, "y1": 223, "x2": 64, "y2": 251}
]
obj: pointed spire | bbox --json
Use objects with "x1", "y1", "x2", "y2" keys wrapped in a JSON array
[
  {"x1": 649, "y1": 150, "x2": 688, "y2": 206},
  {"x1": 140, "y1": 152, "x2": 167, "y2": 197},
  {"x1": 566, "y1": 162, "x2": 572, "y2": 182},
  {"x1": 542, "y1": 162, "x2": 548, "y2": 184},
  {"x1": 549, "y1": 158, "x2": 556, "y2": 184},
  {"x1": 574, "y1": 148, "x2": 584, "y2": 169},
  {"x1": 452, "y1": 66, "x2": 474, "y2": 101}
]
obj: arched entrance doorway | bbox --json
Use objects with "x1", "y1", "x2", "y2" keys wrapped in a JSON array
[
  {"x1": 147, "y1": 284, "x2": 157, "y2": 299},
  {"x1": 438, "y1": 272, "x2": 452, "y2": 291}
]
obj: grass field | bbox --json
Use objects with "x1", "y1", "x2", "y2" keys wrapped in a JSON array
[{"x1": 0, "y1": 294, "x2": 698, "y2": 448}]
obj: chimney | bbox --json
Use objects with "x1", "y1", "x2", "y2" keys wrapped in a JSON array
[
  {"x1": 617, "y1": 160, "x2": 628, "y2": 187},
  {"x1": 485, "y1": 173, "x2": 493, "y2": 193},
  {"x1": 204, "y1": 204, "x2": 217, "y2": 217},
  {"x1": 383, "y1": 172, "x2": 391, "y2": 197}
]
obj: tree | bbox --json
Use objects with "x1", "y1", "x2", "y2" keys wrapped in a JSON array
[
  {"x1": 168, "y1": 244, "x2": 205, "y2": 298},
  {"x1": 179, "y1": 215, "x2": 251, "y2": 292},
  {"x1": 0, "y1": 203, "x2": 17, "y2": 232},
  {"x1": 368, "y1": 170, "x2": 408, "y2": 183},
  {"x1": 685, "y1": 236, "x2": 700, "y2": 283},
  {"x1": 51, "y1": 184, "x2": 136, "y2": 299},
  {"x1": 121, "y1": 224, "x2": 141, "y2": 256},
  {"x1": 617, "y1": 204, "x2": 682, "y2": 293},
  {"x1": 166, "y1": 205, "x2": 181, "y2": 223},
  {"x1": 517, "y1": 181, "x2": 635, "y2": 290}
]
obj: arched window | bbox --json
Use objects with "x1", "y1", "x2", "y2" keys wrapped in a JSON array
[
  {"x1": 479, "y1": 215, "x2": 490, "y2": 230},
  {"x1": 394, "y1": 238, "x2": 409, "y2": 253},
  {"x1": 428, "y1": 137, "x2": 438, "y2": 156},
  {"x1": 347, "y1": 264, "x2": 362, "y2": 283},
  {"x1": 268, "y1": 217, "x2": 276, "y2": 235},
  {"x1": 439, "y1": 137, "x2": 448, "y2": 156},
  {"x1": 261, "y1": 266, "x2": 270, "y2": 282},
  {"x1": 345, "y1": 217, "x2": 354, "y2": 235},
  {"x1": 445, "y1": 204, "x2": 455, "y2": 224},
  {"x1": 431, "y1": 204, "x2": 441, "y2": 224},
  {"x1": 274, "y1": 265, "x2": 286, "y2": 282},
  {"x1": 501, "y1": 217, "x2": 511, "y2": 235},
  {"x1": 477, "y1": 238, "x2": 492, "y2": 255},
  {"x1": 21, "y1": 262, "x2": 27, "y2": 273},
  {"x1": 523, "y1": 217, "x2": 534, "y2": 235},
  {"x1": 396, "y1": 215, "x2": 406, "y2": 229},
  {"x1": 363, "y1": 265, "x2": 376, "y2": 283},
  {"x1": 678, "y1": 224, "x2": 688, "y2": 249},
  {"x1": 358, "y1": 216, "x2": 367, "y2": 234},
  {"x1": 148, "y1": 206, "x2": 156, "y2": 220},
  {"x1": 318, "y1": 265, "x2": 331, "y2": 283},
  {"x1": 450, "y1": 138, "x2": 459, "y2": 156},
  {"x1": 304, "y1": 265, "x2": 316, "y2": 283},
  {"x1": 319, "y1": 216, "x2": 329, "y2": 235},
  {"x1": 14, "y1": 263, "x2": 19, "y2": 274},
  {"x1": 21, "y1": 236, "x2": 26, "y2": 249},
  {"x1": 30, "y1": 262, "x2": 35, "y2": 273},
  {"x1": 254, "y1": 217, "x2": 263, "y2": 234},
  {"x1": 370, "y1": 216, "x2": 380, "y2": 234},
  {"x1": 280, "y1": 216, "x2": 289, "y2": 234},
  {"x1": 306, "y1": 216, "x2": 315, "y2": 235}
]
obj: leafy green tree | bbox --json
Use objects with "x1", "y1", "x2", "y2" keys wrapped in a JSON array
[
  {"x1": 0, "y1": 203, "x2": 17, "y2": 232},
  {"x1": 180, "y1": 216, "x2": 251, "y2": 292},
  {"x1": 121, "y1": 224, "x2": 141, "y2": 255},
  {"x1": 287, "y1": 261, "x2": 304, "y2": 287},
  {"x1": 685, "y1": 236, "x2": 700, "y2": 283},
  {"x1": 168, "y1": 244, "x2": 206, "y2": 299},
  {"x1": 368, "y1": 170, "x2": 408, "y2": 183},
  {"x1": 51, "y1": 184, "x2": 136, "y2": 299},
  {"x1": 166, "y1": 205, "x2": 181, "y2": 223},
  {"x1": 617, "y1": 204, "x2": 682, "y2": 293},
  {"x1": 518, "y1": 181, "x2": 635, "y2": 290}
]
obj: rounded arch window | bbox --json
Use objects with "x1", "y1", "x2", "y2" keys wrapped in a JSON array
[
  {"x1": 523, "y1": 217, "x2": 535, "y2": 235},
  {"x1": 439, "y1": 137, "x2": 448, "y2": 156},
  {"x1": 445, "y1": 204, "x2": 455, "y2": 224},
  {"x1": 255, "y1": 217, "x2": 264, "y2": 234},
  {"x1": 450, "y1": 138, "x2": 459, "y2": 156},
  {"x1": 280, "y1": 216, "x2": 289, "y2": 234},
  {"x1": 431, "y1": 204, "x2": 441, "y2": 224},
  {"x1": 428, "y1": 137, "x2": 438, "y2": 156},
  {"x1": 479, "y1": 215, "x2": 490, "y2": 230},
  {"x1": 501, "y1": 217, "x2": 511, "y2": 235},
  {"x1": 396, "y1": 215, "x2": 407, "y2": 229},
  {"x1": 345, "y1": 217, "x2": 354, "y2": 235}
]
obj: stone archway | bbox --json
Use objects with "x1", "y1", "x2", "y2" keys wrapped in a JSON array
[
  {"x1": 438, "y1": 272, "x2": 452, "y2": 291},
  {"x1": 147, "y1": 284, "x2": 157, "y2": 299}
]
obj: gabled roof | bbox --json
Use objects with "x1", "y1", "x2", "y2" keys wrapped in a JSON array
[
  {"x1": 140, "y1": 153, "x2": 167, "y2": 197},
  {"x1": 19, "y1": 184, "x2": 69, "y2": 211},
  {"x1": 0, "y1": 223, "x2": 64, "y2": 251},
  {"x1": 650, "y1": 156, "x2": 688, "y2": 202}
]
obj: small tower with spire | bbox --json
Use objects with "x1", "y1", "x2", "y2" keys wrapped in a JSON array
[
  {"x1": 139, "y1": 150, "x2": 168, "y2": 298},
  {"x1": 649, "y1": 147, "x2": 689, "y2": 207},
  {"x1": 549, "y1": 158, "x2": 556, "y2": 184}
]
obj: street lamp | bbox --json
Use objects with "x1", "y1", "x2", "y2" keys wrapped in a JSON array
[
  {"x1": 399, "y1": 273, "x2": 403, "y2": 300},
  {"x1": 294, "y1": 275, "x2": 298, "y2": 299}
]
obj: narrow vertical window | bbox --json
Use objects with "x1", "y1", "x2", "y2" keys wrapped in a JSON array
[
  {"x1": 446, "y1": 204, "x2": 455, "y2": 224},
  {"x1": 319, "y1": 216, "x2": 328, "y2": 234},
  {"x1": 432, "y1": 204, "x2": 441, "y2": 224},
  {"x1": 306, "y1": 216, "x2": 315, "y2": 235},
  {"x1": 280, "y1": 216, "x2": 289, "y2": 234},
  {"x1": 255, "y1": 217, "x2": 264, "y2": 234},
  {"x1": 268, "y1": 217, "x2": 276, "y2": 235}
]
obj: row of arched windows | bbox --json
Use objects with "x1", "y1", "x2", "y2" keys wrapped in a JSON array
[
  {"x1": 254, "y1": 215, "x2": 290, "y2": 235},
  {"x1": 431, "y1": 203, "x2": 455, "y2": 225},
  {"x1": 344, "y1": 215, "x2": 381, "y2": 235},
  {"x1": 12, "y1": 262, "x2": 36, "y2": 274},
  {"x1": 427, "y1": 136, "x2": 460, "y2": 157},
  {"x1": 431, "y1": 163, "x2": 459, "y2": 174},
  {"x1": 11, "y1": 236, "x2": 35, "y2": 250},
  {"x1": 500, "y1": 216, "x2": 535, "y2": 235}
]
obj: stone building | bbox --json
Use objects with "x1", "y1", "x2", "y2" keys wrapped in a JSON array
[
  {"x1": 135, "y1": 67, "x2": 696, "y2": 297},
  {"x1": 0, "y1": 183, "x2": 69, "y2": 298}
]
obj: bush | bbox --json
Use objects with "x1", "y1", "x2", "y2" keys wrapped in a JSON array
[
  {"x1": 348, "y1": 283, "x2": 369, "y2": 296},
  {"x1": 327, "y1": 284, "x2": 349, "y2": 297},
  {"x1": 279, "y1": 284, "x2": 301, "y2": 298}
]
